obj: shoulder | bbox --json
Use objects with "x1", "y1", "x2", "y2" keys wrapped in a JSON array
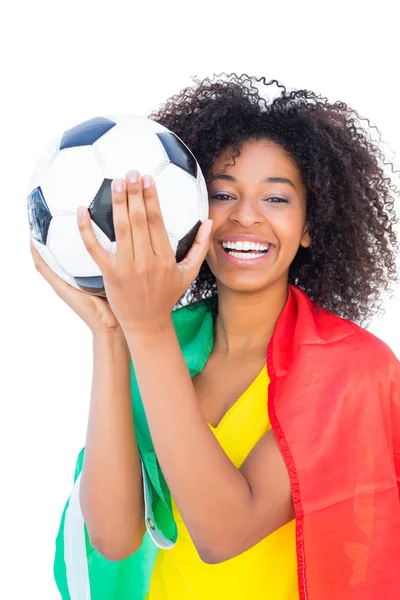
[
  {"x1": 291, "y1": 286, "x2": 399, "y2": 370},
  {"x1": 308, "y1": 295, "x2": 399, "y2": 374},
  {"x1": 305, "y1": 305, "x2": 400, "y2": 420}
]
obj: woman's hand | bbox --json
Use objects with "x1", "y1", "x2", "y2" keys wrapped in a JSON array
[
  {"x1": 30, "y1": 239, "x2": 122, "y2": 334},
  {"x1": 77, "y1": 169, "x2": 212, "y2": 337}
]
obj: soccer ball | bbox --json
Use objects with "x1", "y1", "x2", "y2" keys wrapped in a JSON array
[{"x1": 26, "y1": 114, "x2": 209, "y2": 297}]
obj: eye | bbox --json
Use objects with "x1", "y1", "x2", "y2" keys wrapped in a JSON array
[
  {"x1": 209, "y1": 194, "x2": 289, "y2": 203},
  {"x1": 210, "y1": 193, "x2": 233, "y2": 201},
  {"x1": 266, "y1": 197, "x2": 289, "y2": 203},
  {"x1": 210, "y1": 192, "x2": 289, "y2": 204}
]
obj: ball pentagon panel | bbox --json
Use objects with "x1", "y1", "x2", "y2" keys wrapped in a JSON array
[
  {"x1": 27, "y1": 187, "x2": 52, "y2": 245},
  {"x1": 156, "y1": 131, "x2": 198, "y2": 178},
  {"x1": 60, "y1": 116, "x2": 116, "y2": 150}
]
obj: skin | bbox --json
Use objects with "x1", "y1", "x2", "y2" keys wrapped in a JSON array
[
  {"x1": 193, "y1": 138, "x2": 312, "y2": 429},
  {"x1": 75, "y1": 139, "x2": 312, "y2": 564},
  {"x1": 207, "y1": 138, "x2": 311, "y2": 357}
]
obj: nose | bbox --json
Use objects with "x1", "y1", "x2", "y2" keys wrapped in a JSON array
[{"x1": 228, "y1": 197, "x2": 265, "y2": 227}]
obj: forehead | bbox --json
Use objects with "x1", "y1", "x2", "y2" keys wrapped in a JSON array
[{"x1": 211, "y1": 139, "x2": 301, "y2": 179}]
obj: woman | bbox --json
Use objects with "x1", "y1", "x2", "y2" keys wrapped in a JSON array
[{"x1": 32, "y1": 74, "x2": 400, "y2": 599}]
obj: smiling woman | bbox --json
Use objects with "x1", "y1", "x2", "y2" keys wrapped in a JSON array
[
  {"x1": 153, "y1": 75, "x2": 399, "y2": 327},
  {"x1": 53, "y1": 73, "x2": 400, "y2": 600},
  {"x1": 205, "y1": 140, "x2": 311, "y2": 294}
]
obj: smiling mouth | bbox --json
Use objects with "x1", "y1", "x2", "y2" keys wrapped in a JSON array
[
  {"x1": 220, "y1": 243, "x2": 270, "y2": 258},
  {"x1": 217, "y1": 244, "x2": 275, "y2": 264}
]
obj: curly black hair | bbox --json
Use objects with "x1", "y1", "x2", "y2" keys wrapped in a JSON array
[{"x1": 150, "y1": 73, "x2": 400, "y2": 327}]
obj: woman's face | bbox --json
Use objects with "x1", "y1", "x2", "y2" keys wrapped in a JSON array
[{"x1": 205, "y1": 139, "x2": 311, "y2": 293}]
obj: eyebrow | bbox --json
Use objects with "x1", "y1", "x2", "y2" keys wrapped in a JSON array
[{"x1": 209, "y1": 174, "x2": 297, "y2": 190}]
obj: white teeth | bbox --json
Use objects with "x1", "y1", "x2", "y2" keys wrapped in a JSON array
[
  {"x1": 222, "y1": 241, "x2": 270, "y2": 251},
  {"x1": 229, "y1": 251, "x2": 266, "y2": 260}
]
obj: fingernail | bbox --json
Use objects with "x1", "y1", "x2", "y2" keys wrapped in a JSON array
[
  {"x1": 127, "y1": 169, "x2": 140, "y2": 183},
  {"x1": 77, "y1": 206, "x2": 85, "y2": 220},
  {"x1": 113, "y1": 179, "x2": 125, "y2": 192},
  {"x1": 142, "y1": 175, "x2": 153, "y2": 189}
]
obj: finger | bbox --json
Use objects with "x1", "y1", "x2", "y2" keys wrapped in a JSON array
[
  {"x1": 111, "y1": 178, "x2": 135, "y2": 260},
  {"x1": 178, "y1": 219, "x2": 213, "y2": 278},
  {"x1": 126, "y1": 170, "x2": 152, "y2": 261},
  {"x1": 141, "y1": 175, "x2": 173, "y2": 257},
  {"x1": 77, "y1": 206, "x2": 110, "y2": 272}
]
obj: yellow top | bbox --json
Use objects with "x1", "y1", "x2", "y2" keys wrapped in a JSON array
[{"x1": 147, "y1": 365, "x2": 298, "y2": 599}]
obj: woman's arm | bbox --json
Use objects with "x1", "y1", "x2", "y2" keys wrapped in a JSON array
[
  {"x1": 79, "y1": 328, "x2": 146, "y2": 561},
  {"x1": 126, "y1": 321, "x2": 294, "y2": 564},
  {"x1": 75, "y1": 172, "x2": 293, "y2": 563}
]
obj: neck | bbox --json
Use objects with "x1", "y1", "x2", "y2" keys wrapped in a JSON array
[{"x1": 213, "y1": 277, "x2": 289, "y2": 358}]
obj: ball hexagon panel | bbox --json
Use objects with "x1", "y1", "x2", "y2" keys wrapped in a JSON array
[
  {"x1": 46, "y1": 214, "x2": 115, "y2": 278},
  {"x1": 94, "y1": 115, "x2": 169, "y2": 179},
  {"x1": 26, "y1": 137, "x2": 60, "y2": 197},
  {"x1": 196, "y1": 173, "x2": 209, "y2": 221},
  {"x1": 31, "y1": 237, "x2": 107, "y2": 297},
  {"x1": 31, "y1": 237, "x2": 75, "y2": 286},
  {"x1": 164, "y1": 233, "x2": 179, "y2": 257},
  {"x1": 60, "y1": 116, "x2": 116, "y2": 150},
  {"x1": 41, "y1": 146, "x2": 104, "y2": 215},
  {"x1": 154, "y1": 164, "x2": 201, "y2": 242}
]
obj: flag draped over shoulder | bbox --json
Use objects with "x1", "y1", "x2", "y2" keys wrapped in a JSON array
[
  {"x1": 268, "y1": 285, "x2": 400, "y2": 599},
  {"x1": 54, "y1": 284, "x2": 400, "y2": 600}
]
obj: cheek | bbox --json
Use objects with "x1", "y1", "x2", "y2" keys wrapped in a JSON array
[
  {"x1": 273, "y1": 212, "x2": 305, "y2": 245},
  {"x1": 207, "y1": 201, "x2": 225, "y2": 220},
  {"x1": 207, "y1": 203, "x2": 227, "y2": 237}
]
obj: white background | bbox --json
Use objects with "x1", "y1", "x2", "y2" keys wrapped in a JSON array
[{"x1": 2, "y1": 1, "x2": 400, "y2": 598}]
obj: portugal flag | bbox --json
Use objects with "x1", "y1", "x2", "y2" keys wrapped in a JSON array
[{"x1": 54, "y1": 284, "x2": 400, "y2": 600}]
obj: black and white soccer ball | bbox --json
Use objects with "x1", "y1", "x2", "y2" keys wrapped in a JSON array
[{"x1": 26, "y1": 114, "x2": 209, "y2": 297}]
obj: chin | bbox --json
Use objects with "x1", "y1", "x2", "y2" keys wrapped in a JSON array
[
  {"x1": 216, "y1": 273, "x2": 278, "y2": 294},
  {"x1": 207, "y1": 247, "x2": 293, "y2": 292},
  {"x1": 208, "y1": 261, "x2": 291, "y2": 296}
]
